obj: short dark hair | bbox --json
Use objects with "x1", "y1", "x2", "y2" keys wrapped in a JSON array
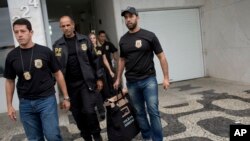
[
  {"x1": 98, "y1": 30, "x2": 106, "y2": 35},
  {"x1": 13, "y1": 18, "x2": 32, "y2": 31}
]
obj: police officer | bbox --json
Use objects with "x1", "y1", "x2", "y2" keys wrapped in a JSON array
[
  {"x1": 53, "y1": 16, "x2": 103, "y2": 141},
  {"x1": 98, "y1": 30, "x2": 118, "y2": 76},
  {"x1": 114, "y1": 7, "x2": 170, "y2": 141},
  {"x1": 98, "y1": 30, "x2": 117, "y2": 98},
  {"x1": 4, "y1": 18, "x2": 70, "y2": 141}
]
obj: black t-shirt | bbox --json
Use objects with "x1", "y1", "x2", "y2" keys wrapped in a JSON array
[
  {"x1": 4, "y1": 44, "x2": 61, "y2": 99},
  {"x1": 65, "y1": 36, "x2": 84, "y2": 82},
  {"x1": 119, "y1": 29, "x2": 163, "y2": 82},
  {"x1": 102, "y1": 41, "x2": 117, "y2": 68}
]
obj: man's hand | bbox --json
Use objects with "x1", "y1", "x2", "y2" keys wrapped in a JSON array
[
  {"x1": 113, "y1": 79, "x2": 120, "y2": 89},
  {"x1": 61, "y1": 100, "x2": 70, "y2": 110},
  {"x1": 96, "y1": 79, "x2": 103, "y2": 91},
  {"x1": 110, "y1": 71, "x2": 115, "y2": 78},
  {"x1": 7, "y1": 106, "x2": 17, "y2": 121},
  {"x1": 163, "y1": 78, "x2": 170, "y2": 90}
]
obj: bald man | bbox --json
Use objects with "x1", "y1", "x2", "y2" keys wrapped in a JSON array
[{"x1": 53, "y1": 16, "x2": 104, "y2": 141}]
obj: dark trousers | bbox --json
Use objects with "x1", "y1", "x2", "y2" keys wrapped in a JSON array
[
  {"x1": 67, "y1": 81, "x2": 101, "y2": 140},
  {"x1": 101, "y1": 70, "x2": 115, "y2": 100},
  {"x1": 96, "y1": 71, "x2": 115, "y2": 118}
]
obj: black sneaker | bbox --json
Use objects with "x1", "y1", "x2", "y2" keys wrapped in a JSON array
[{"x1": 93, "y1": 134, "x2": 103, "y2": 141}]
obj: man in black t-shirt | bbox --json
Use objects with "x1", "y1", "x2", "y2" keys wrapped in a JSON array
[
  {"x1": 98, "y1": 30, "x2": 117, "y2": 99},
  {"x1": 114, "y1": 7, "x2": 170, "y2": 141},
  {"x1": 4, "y1": 18, "x2": 70, "y2": 141},
  {"x1": 98, "y1": 30, "x2": 118, "y2": 75},
  {"x1": 53, "y1": 16, "x2": 104, "y2": 141}
]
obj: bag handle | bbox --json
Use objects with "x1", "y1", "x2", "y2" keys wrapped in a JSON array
[
  {"x1": 115, "y1": 86, "x2": 125, "y2": 99},
  {"x1": 104, "y1": 87, "x2": 126, "y2": 107}
]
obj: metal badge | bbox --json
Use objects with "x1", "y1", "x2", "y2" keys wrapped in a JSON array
[
  {"x1": 106, "y1": 45, "x2": 109, "y2": 50},
  {"x1": 34, "y1": 59, "x2": 43, "y2": 69},
  {"x1": 135, "y1": 40, "x2": 142, "y2": 48},
  {"x1": 23, "y1": 71, "x2": 31, "y2": 80},
  {"x1": 81, "y1": 43, "x2": 87, "y2": 51},
  {"x1": 55, "y1": 48, "x2": 62, "y2": 56},
  {"x1": 96, "y1": 50, "x2": 102, "y2": 55}
]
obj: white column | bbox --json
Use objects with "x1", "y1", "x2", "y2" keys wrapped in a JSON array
[
  {"x1": 1, "y1": 0, "x2": 48, "y2": 113},
  {"x1": 7, "y1": 0, "x2": 47, "y2": 46}
]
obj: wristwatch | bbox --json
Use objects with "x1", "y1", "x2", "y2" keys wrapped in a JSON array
[{"x1": 64, "y1": 97, "x2": 70, "y2": 101}]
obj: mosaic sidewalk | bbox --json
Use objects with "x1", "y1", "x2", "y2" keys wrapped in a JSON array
[{"x1": 1, "y1": 78, "x2": 250, "y2": 141}]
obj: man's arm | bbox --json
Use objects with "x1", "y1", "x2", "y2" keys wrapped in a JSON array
[
  {"x1": 54, "y1": 70, "x2": 70, "y2": 110},
  {"x1": 5, "y1": 79, "x2": 16, "y2": 121},
  {"x1": 156, "y1": 52, "x2": 170, "y2": 89},
  {"x1": 112, "y1": 51, "x2": 118, "y2": 62},
  {"x1": 113, "y1": 57, "x2": 125, "y2": 89},
  {"x1": 102, "y1": 54, "x2": 115, "y2": 78}
]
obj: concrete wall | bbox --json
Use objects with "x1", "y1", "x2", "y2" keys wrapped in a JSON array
[
  {"x1": 0, "y1": 0, "x2": 49, "y2": 113},
  {"x1": 113, "y1": 0, "x2": 206, "y2": 43},
  {"x1": 0, "y1": 7, "x2": 17, "y2": 113},
  {"x1": 201, "y1": 0, "x2": 250, "y2": 83},
  {"x1": 93, "y1": 0, "x2": 118, "y2": 46},
  {"x1": 111, "y1": 0, "x2": 206, "y2": 86}
]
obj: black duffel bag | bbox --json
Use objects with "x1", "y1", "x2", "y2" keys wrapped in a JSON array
[{"x1": 104, "y1": 88, "x2": 140, "y2": 141}]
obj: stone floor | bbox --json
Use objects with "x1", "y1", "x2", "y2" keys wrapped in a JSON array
[{"x1": 0, "y1": 77, "x2": 250, "y2": 141}]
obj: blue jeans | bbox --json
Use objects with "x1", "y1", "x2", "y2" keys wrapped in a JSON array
[
  {"x1": 19, "y1": 95, "x2": 62, "y2": 141},
  {"x1": 127, "y1": 76, "x2": 163, "y2": 141}
]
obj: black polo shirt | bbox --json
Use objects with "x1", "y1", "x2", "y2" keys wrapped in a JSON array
[
  {"x1": 4, "y1": 44, "x2": 61, "y2": 99},
  {"x1": 119, "y1": 28, "x2": 163, "y2": 82}
]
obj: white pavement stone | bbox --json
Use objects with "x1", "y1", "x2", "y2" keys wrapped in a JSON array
[
  {"x1": 160, "y1": 100, "x2": 204, "y2": 114},
  {"x1": 166, "y1": 111, "x2": 250, "y2": 141},
  {"x1": 212, "y1": 99, "x2": 250, "y2": 110}
]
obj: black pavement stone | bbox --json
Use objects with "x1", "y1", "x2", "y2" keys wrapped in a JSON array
[
  {"x1": 6, "y1": 83, "x2": 249, "y2": 140},
  {"x1": 161, "y1": 112, "x2": 186, "y2": 136},
  {"x1": 164, "y1": 103, "x2": 189, "y2": 108},
  {"x1": 244, "y1": 90, "x2": 250, "y2": 94},
  {"x1": 60, "y1": 126, "x2": 81, "y2": 140},
  {"x1": 68, "y1": 114, "x2": 76, "y2": 124},
  {"x1": 161, "y1": 89, "x2": 250, "y2": 137},
  {"x1": 171, "y1": 84, "x2": 201, "y2": 91},
  {"x1": 193, "y1": 89, "x2": 250, "y2": 117},
  {"x1": 170, "y1": 137, "x2": 213, "y2": 141},
  {"x1": 197, "y1": 117, "x2": 235, "y2": 137},
  {"x1": 11, "y1": 134, "x2": 26, "y2": 141}
]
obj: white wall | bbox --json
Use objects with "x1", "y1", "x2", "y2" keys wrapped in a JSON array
[
  {"x1": 0, "y1": 0, "x2": 49, "y2": 113},
  {"x1": 93, "y1": 0, "x2": 119, "y2": 46},
  {"x1": 0, "y1": 7, "x2": 18, "y2": 113},
  {"x1": 90, "y1": 0, "x2": 250, "y2": 84},
  {"x1": 114, "y1": 0, "x2": 206, "y2": 43},
  {"x1": 111, "y1": 0, "x2": 206, "y2": 85},
  {"x1": 93, "y1": 0, "x2": 206, "y2": 53},
  {"x1": 0, "y1": 78, "x2": 19, "y2": 113},
  {"x1": 7, "y1": 0, "x2": 47, "y2": 46},
  {"x1": 201, "y1": 0, "x2": 250, "y2": 83}
]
